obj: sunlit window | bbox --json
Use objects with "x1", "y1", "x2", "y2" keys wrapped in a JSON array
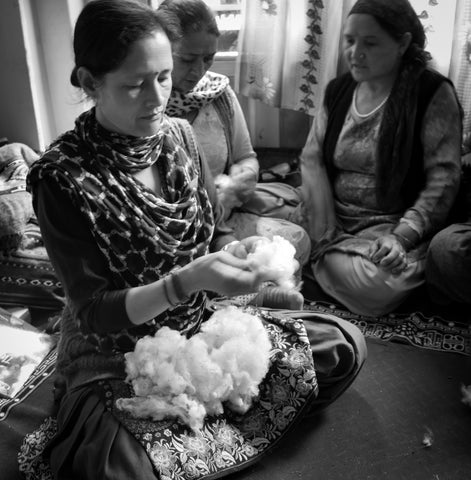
[
  {"x1": 149, "y1": 0, "x2": 242, "y2": 58},
  {"x1": 203, "y1": 0, "x2": 242, "y2": 57},
  {"x1": 410, "y1": 0, "x2": 457, "y2": 75}
]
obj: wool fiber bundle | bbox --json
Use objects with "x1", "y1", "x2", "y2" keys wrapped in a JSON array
[
  {"x1": 246, "y1": 235, "x2": 299, "y2": 290},
  {"x1": 116, "y1": 306, "x2": 271, "y2": 432}
]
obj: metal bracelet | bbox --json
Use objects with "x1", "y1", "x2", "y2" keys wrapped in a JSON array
[
  {"x1": 170, "y1": 271, "x2": 191, "y2": 303},
  {"x1": 392, "y1": 232, "x2": 415, "y2": 251},
  {"x1": 163, "y1": 275, "x2": 178, "y2": 307}
]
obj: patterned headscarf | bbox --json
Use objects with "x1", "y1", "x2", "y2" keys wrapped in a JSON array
[
  {"x1": 349, "y1": 0, "x2": 430, "y2": 208},
  {"x1": 166, "y1": 71, "x2": 229, "y2": 116},
  {"x1": 28, "y1": 108, "x2": 214, "y2": 342}
]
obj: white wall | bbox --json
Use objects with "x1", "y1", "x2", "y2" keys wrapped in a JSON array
[
  {"x1": 29, "y1": 0, "x2": 87, "y2": 147},
  {"x1": 0, "y1": 0, "x2": 86, "y2": 151},
  {"x1": 0, "y1": 0, "x2": 40, "y2": 148}
]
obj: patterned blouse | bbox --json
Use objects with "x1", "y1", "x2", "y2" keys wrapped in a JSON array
[{"x1": 28, "y1": 110, "x2": 236, "y2": 386}]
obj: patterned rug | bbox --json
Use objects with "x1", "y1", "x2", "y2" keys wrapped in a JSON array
[
  {"x1": 209, "y1": 297, "x2": 471, "y2": 356},
  {"x1": 303, "y1": 300, "x2": 471, "y2": 356}
]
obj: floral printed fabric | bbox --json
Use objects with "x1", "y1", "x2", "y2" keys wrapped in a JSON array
[
  {"x1": 18, "y1": 417, "x2": 56, "y2": 480},
  {"x1": 107, "y1": 307, "x2": 317, "y2": 479},
  {"x1": 236, "y1": 0, "x2": 343, "y2": 116},
  {"x1": 18, "y1": 307, "x2": 318, "y2": 480}
]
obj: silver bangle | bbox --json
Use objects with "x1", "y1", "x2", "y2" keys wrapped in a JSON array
[
  {"x1": 392, "y1": 232, "x2": 415, "y2": 251},
  {"x1": 169, "y1": 271, "x2": 191, "y2": 304},
  {"x1": 162, "y1": 276, "x2": 178, "y2": 307}
]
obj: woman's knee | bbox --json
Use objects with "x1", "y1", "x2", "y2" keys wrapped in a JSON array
[
  {"x1": 426, "y1": 223, "x2": 471, "y2": 303},
  {"x1": 304, "y1": 315, "x2": 367, "y2": 410},
  {"x1": 428, "y1": 224, "x2": 471, "y2": 267},
  {"x1": 315, "y1": 253, "x2": 417, "y2": 316}
]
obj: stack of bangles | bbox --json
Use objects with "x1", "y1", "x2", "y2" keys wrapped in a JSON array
[
  {"x1": 392, "y1": 232, "x2": 415, "y2": 251},
  {"x1": 163, "y1": 271, "x2": 191, "y2": 307}
]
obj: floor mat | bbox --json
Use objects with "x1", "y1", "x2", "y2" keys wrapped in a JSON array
[
  {"x1": 227, "y1": 338, "x2": 471, "y2": 480},
  {"x1": 5, "y1": 298, "x2": 470, "y2": 479},
  {"x1": 299, "y1": 271, "x2": 471, "y2": 355},
  {"x1": 214, "y1": 293, "x2": 471, "y2": 356},
  {"x1": 304, "y1": 300, "x2": 471, "y2": 356}
]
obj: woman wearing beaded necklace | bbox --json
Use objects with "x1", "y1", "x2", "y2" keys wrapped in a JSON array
[{"x1": 298, "y1": 0, "x2": 462, "y2": 315}]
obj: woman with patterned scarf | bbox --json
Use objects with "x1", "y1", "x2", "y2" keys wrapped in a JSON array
[
  {"x1": 160, "y1": 0, "x2": 311, "y2": 271},
  {"x1": 22, "y1": 1, "x2": 366, "y2": 478},
  {"x1": 299, "y1": 0, "x2": 463, "y2": 316}
]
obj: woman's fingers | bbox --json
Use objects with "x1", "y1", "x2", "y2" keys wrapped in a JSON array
[
  {"x1": 370, "y1": 235, "x2": 407, "y2": 269},
  {"x1": 239, "y1": 235, "x2": 266, "y2": 253},
  {"x1": 379, "y1": 250, "x2": 408, "y2": 273},
  {"x1": 391, "y1": 251, "x2": 408, "y2": 275},
  {"x1": 369, "y1": 241, "x2": 389, "y2": 263},
  {"x1": 379, "y1": 250, "x2": 402, "y2": 268},
  {"x1": 187, "y1": 251, "x2": 272, "y2": 296}
]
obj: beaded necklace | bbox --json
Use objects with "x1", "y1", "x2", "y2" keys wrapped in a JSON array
[{"x1": 352, "y1": 86, "x2": 389, "y2": 118}]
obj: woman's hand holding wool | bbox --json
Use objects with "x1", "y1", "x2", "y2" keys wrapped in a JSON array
[
  {"x1": 178, "y1": 248, "x2": 273, "y2": 298},
  {"x1": 222, "y1": 236, "x2": 267, "y2": 258},
  {"x1": 228, "y1": 163, "x2": 258, "y2": 203}
]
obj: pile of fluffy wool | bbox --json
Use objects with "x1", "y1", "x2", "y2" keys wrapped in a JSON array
[
  {"x1": 116, "y1": 306, "x2": 271, "y2": 432},
  {"x1": 246, "y1": 235, "x2": 299, "y2": 290}
]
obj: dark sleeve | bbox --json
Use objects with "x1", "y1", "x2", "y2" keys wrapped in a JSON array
[
  {"x1": 32, "y1": 178, "x2": 134, "y2": 334},
  {"x1": 198, "y1": 152, "x2": 238, "y2": 251}
]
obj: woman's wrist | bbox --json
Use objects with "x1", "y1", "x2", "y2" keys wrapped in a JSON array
[
  {"x1": 165, "y1": 269, "x2": 193, "y2": 306},
  {"x1": 392, "y1": 221, "x2": 420, "y2": 252},
  {"x1": 171, "y1": 271, "x2": 191, "y2": 302},
  {"x1": 162, "y1": 275, "x2": 178, "y2": 307},
  {"x1": 392, "y1": 231, "x2": 415, "y2": 251}
]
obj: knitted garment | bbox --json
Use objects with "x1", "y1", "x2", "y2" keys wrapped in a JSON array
[{"x1": 27, "y1": 109, "x2": 215, "y2": 381}]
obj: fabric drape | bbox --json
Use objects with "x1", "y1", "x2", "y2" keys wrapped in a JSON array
[
  {"x1": 235, "y1": 0, "x2": 344, "y2": 116},
  {"x1": 235, "y1": 0, "x2": 471, "y2": 130},
  {"x1": 449, "y1": 0, "x2": 471, "y2": 151}
]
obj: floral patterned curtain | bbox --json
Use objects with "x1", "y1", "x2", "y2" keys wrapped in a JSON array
[
  {"x1": 410, "y1": 0, "x2": 471, "y2": 151},
  {"x1": 448, "y1": 0, "x2": 471, "y2": 153},
  {"x1": 235, "y1": 0, "x2": 471, "y2": 132},
  {"x1": 412, "y1": 0, "x2": 457, "y2": 74},
  {"x1": 235, "y1": 0, "x2": 344, "y2": 116}
]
